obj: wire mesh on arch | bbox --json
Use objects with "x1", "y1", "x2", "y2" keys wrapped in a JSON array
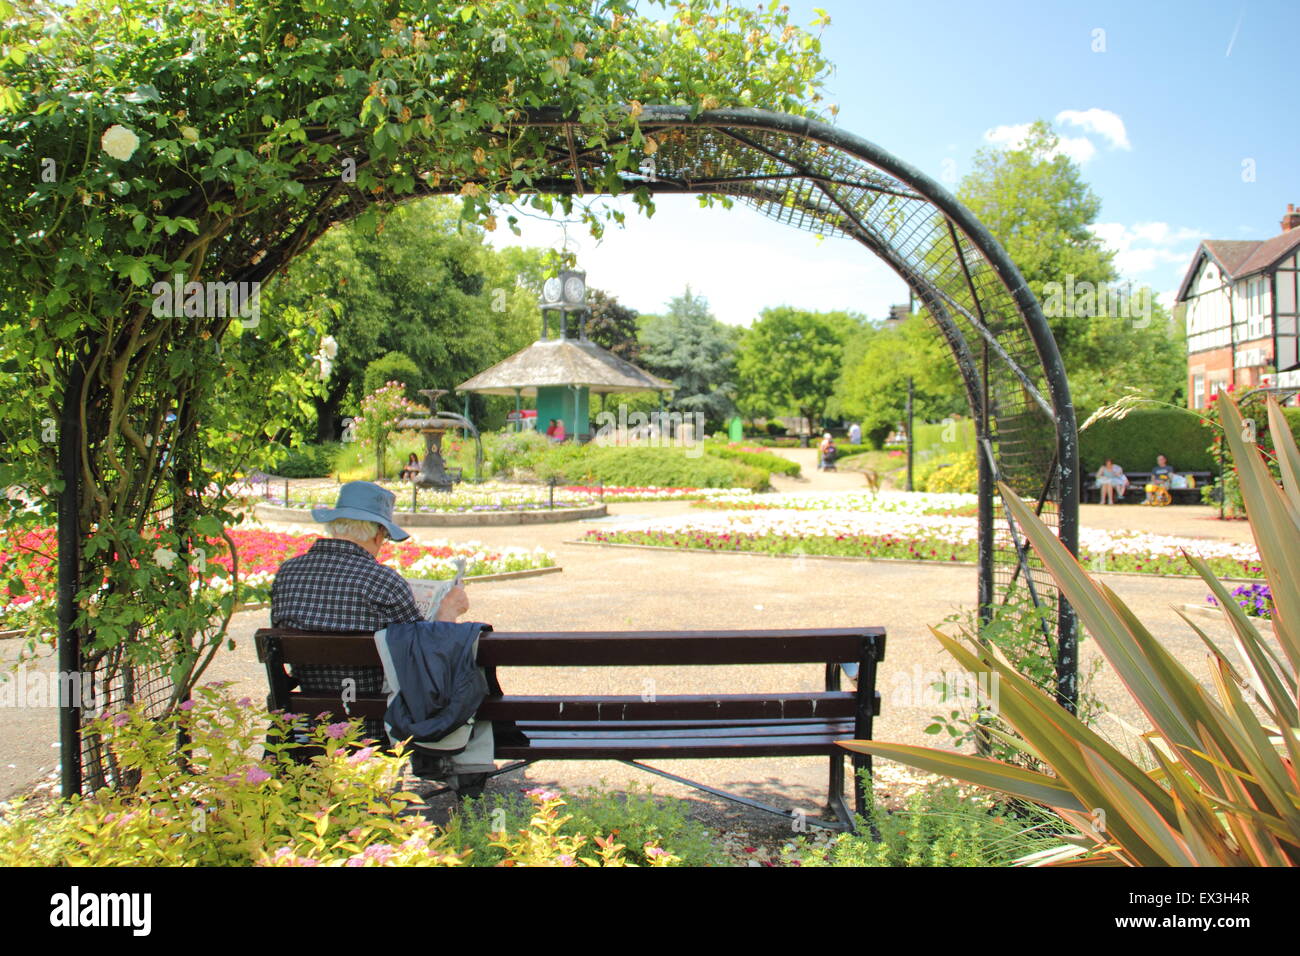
[{"x1": 518, "y1": 107, "x2": 1080, "y2": 699}]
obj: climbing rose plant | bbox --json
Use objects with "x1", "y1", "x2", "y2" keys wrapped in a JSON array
[{"x1": 0, "y1": 0, "x2": 832, "y2": 725}]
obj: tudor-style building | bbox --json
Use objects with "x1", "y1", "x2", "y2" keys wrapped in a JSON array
[{"x1": 1177, "y1": 204, "x2": 1300, "y2": 407}]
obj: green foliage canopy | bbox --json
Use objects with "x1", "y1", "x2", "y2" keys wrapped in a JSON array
[{"x1": 0, "y1": 0, "x2": 833, "y2": 700}]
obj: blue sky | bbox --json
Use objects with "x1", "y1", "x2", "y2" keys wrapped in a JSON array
[{"x1": 485, "y1": 0, "x2": 1300, "y2": 326}]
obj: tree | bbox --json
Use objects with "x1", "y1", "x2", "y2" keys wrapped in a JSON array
[
  {"x1": 363, "y1": 351, "x2": 422, "y2": 402},
  {"x1": 957, "y1": 121, "x2": 1185, "y2": 415},
  {"x1": 638, "y1": 288, "x2": 739, "y2": 430},
  {"x1": 735, "y1": 306, "x2": 859, "y2": 429},
  {"x1": 585, "y1": 288, "x2": 641, "y2": 362},
  {"x1": 835, "y1": 315, "x2": 967, "y2": 445},
  {"x1": 265, "y1": 199, "x2": 540, "y2": 440}
]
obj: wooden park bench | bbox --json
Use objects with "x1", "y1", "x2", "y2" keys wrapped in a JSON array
[
  {"x1": 255, "y1": 625, "x2": 886, "y2": 831},
  {"x1": 1083, "y1": 470, "x2": 1212, "y2": 505}
]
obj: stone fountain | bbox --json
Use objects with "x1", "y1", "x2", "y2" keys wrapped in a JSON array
[{"x1": 398, "y1": 388, "x2": 483, "y2": 492}]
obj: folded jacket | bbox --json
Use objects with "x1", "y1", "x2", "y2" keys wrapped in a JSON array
[{"x1": 373, "y1": 620, "x2": 489, "y2": 744}]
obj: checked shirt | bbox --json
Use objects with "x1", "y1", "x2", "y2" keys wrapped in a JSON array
[{"x1": 270, "y1": 537, "x2": 423, "y2": 741}]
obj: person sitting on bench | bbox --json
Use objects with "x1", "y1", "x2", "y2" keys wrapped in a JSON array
[
  {"x1": 1095, "y1": 458, "x2": 1129, "y2": 504},
  {"x1": 269, "y1": 481, "x2": 468, "y2": 746},
  {"x1": 1144, "y1": 454, "x2": 1174, "y2": 504}
]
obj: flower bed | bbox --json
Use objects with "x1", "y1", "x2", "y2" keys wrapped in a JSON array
[
  {"x1": 582, "y1": 509, "x2": 1264, "y2": 579},
  {"x1": 561, "y1": 484, "x2": 751, "y2": 502},
  {"x1": 0, "y1": 528, "x2": 556, "y2": 629},
  {"x1": 691, "y1": 490, "x2": 977, "y2": 515},
  {"x1": 259, "y1": 481, "x2": 749, "y2": 512}
]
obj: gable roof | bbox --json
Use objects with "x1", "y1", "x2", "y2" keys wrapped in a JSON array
[
  {"x1": 1176, "y1": 230, "x2": 1300, "y2": 302},
  {"x1": 456, "y1": 337, "x2": 671, "y2": 396}
]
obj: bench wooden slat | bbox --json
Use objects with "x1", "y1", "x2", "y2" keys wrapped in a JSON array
[
  {"x1": 257, "y1": 628, "x2": 886, "y2": 668},
  {"x1": 478, "y1": 692, "x2": 860, "y2": 721},
  {"x1": 496, "y1": 733, "x2": 852, "y2": 759},
  {"x1": 514, "y1": 721, "x2": 853, "y2": 741}
]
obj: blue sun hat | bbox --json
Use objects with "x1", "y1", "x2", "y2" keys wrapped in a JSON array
[{"x1": 310, "y1": 481, "x2": 410, "y2": 542}]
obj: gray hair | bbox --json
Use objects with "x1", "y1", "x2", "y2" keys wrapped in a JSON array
[{"x1": 324, "y1": 517, "x2": 383, "y2": 543}]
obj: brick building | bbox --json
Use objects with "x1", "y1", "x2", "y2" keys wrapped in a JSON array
[{"x1": 1177, "y1": 204, "x2": 1300, "y2": 407}]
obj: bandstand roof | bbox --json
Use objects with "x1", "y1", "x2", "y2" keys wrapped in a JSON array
[{"x1": 456, "y1": 336, "x2": 672, "y2": 396}]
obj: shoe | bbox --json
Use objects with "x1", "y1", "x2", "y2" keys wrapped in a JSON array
[{"x1": 453, "y1": 772, "x2": 490, "y2": 800}]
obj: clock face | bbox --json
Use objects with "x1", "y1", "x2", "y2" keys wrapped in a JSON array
[
  {"x1": 542, "y1": 277, "x2": 562, "y2": 303},
  {"x1": 563, "y1": 276, "x2": 585, "y2": 304}
]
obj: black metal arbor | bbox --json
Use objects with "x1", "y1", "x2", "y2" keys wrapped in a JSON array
[
  {"x1": 56, "y1": 106, "x2": 1080, "y2": 795},
  {"x1": 510, "y1": 106, "x2": 1081, "y2": 706}
]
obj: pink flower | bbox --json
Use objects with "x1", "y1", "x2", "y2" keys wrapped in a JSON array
[
  {"x1": 325, "y1": 722, "x2": 350, "y2": 739},
  {"x1": 347, "y1": 747, "x2": 376, "y2": 764},
  {"x1": 179, "y1": 700, "x2": 195, "y2": 711},
  {"x1": 237, "y1": 697, "x2": 252, "y2": 708},
  {"x1": 245, "y1": 766, "x2": 271, "y2": 784},
  {"x1": 524, "y1": 787, "x2": 560, "y2": 802},
  {"x1": 112, "y1": 712, "x2": 129, "y2": 727},
  {"x1": 556, "y1": 854, "x2": 575, "y2": 866}
]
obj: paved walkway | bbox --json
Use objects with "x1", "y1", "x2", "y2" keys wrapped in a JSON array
[{"x1": 2, "y1": 450, "x2": 1262, "y2": 841}]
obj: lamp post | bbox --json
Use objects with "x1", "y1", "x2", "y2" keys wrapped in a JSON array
[{"x1": 905, "y1": 377, "x2": 914, "y2": 492}]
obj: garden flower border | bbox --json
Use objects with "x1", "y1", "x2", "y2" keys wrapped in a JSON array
[{"x1": 255, "y1": 501, "x2": 607, "y2": 526}]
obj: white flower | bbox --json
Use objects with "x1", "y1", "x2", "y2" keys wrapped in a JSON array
[
  {"x1": 101, "y1": 125, "x2": 140, "y2": 161},
  {"x1": 180, "y1": 126, "x2": 199, "y2": 143},
  {"x1": 153, "y1": 547, "x2": 179, "y2": 569},
  {"x1": 320, "y1": 335, "x2": 338, "y2": 359}
]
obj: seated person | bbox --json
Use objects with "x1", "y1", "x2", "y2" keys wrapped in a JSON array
[
  {"x1": 1094, "y1": 458, "x2": 1128, "y2": 504},
  {"x1": 1144, "y1": 454, "x2": 1175, "y2": 504},
  {"x1": 400, "y1": 453, "x2": 421, "y2": 481},
  {"x1": 270, "y1": 481, "x2": 468, "y2": 745},
  {"x1": 819, "y1": 432, "x2": 838, "y2": 471}
]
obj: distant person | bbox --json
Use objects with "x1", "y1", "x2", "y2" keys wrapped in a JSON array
[
  {"x1": 401, "y1": 453, "x2": 420, "y2": 481},
  {"x1": 848, "y1": 422, "x2": 861, "y2": 446},
  {"x1": 545, "y1": 419, "x2": 557, "y2": 440},
  {"x1": 819, "y1": 432, "x2": 837, "y2": 471},
  {"x1": 552, "y1": 419, "x2": 566, "y2": 443},
  {"x1": 1144, "y1": 454, "x2": 1174, "y2": 504},
  {"x1": 1095, "y1": 458, "x2": 1128, "y2": 505}
]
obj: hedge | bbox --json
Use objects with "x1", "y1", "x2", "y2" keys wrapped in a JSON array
[
  {"x1": 704, "y1": 443, "x2": 801, "y2": 477},
  {"x1": 1078, "y1": 408, "x2": 1217, "y2": 475},
  {"x1": 270, "y1": 442, "x2": 340, "y2": 479},
  {"x1": 529, "y1": 444, "x2": 771, "y2": 491}
]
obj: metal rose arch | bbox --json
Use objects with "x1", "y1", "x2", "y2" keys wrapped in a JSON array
[
  {"x1": 50, "y1": 105, "x2": 1080, "y2": 795},
  {"x1": 499, "y1": 106, "x2": 1082, "y2": 709}
]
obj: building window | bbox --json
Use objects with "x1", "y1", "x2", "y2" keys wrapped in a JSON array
[{"x1": 1192, "y1": 374, "x2": 1205, "y2": 408}]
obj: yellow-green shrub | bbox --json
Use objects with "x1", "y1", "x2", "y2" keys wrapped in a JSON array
[
  {"x1": 0, "y1": 686, "x2": 684, "y2": 867},
  {"x1": 920, "y1": 451, "x2": 978, "y2": 494}
]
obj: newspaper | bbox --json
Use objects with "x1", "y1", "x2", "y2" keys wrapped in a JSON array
[{"x1": 405, "y1": 558, "x2": 467, "y2": 621}]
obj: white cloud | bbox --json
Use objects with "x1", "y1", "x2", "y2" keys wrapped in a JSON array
[
  {"x1": 1089, "y1": 221, "x2": 1203, "y2": 278},
  {"x1": 983, "y1": 108, "x2": 1129, "y2": 165},
  {"x1": 1055, "y1": 108, "x2": 1131, "y2": 150},
  {"x1": 983, "y1": 122, "x2": 1097, "y2": 164}
]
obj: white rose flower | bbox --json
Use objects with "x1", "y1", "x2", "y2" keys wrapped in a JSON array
[
  {"x1": 101, "y1": 125, "x2": 140, "y2": 161},
  {"x1": 320, "y1": 334, "x2": 338, "y2": 359},
  {"x1": 153, "y1": 546, "x2": 179, "y2": 569}
]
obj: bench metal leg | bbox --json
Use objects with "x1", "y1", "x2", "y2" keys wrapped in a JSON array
[
  {"x1": 413, "y1": 759, "x2": 533, "y2": 799},
  {"x1": 619, "y1": 759, "x2": 851, "y2": 832}
]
